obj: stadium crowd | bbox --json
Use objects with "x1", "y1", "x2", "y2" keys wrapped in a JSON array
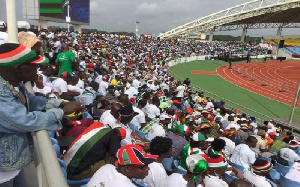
[{"x1": 0, "y1": 23, "x2": 299, "y2": 187}]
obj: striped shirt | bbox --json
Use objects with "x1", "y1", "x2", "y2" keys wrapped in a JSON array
[{"x1": 141, "y1": 118, "x2": 159, "y2": 134}]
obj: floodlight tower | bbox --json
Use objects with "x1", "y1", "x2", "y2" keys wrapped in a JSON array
[
  {"x1": 64, "y1": 0, "x2": 71, "y2": 32},
  {"x1": 135, "y1": 21, "x2": 140, "y2": 38}
]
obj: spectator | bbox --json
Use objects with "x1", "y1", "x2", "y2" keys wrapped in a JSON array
[
  {"x1": 0, "y1": 43, "x2": 84, "y2": 186},
  {"x1": 243, "y1": 159, "x2": 274, "y2": 187},
  {"x1": 0, "y1": 22, "x2": 8, "y2": 45},
  {"x1": 229, "y1": 179, "x2": 252, "y2": 187},
  {"x1": 165, "y1": 154, "x2": 208, "y2": 187},
  {"x1": 203, "y1": 156, "x2": 230, "y2": 187},
  {"x1": 230, "y1": 136, "x2": 257, "y2": 169},
  {"x1": 252, "y1": 126, "x2": 268, "y2": 153},
  {"x1": 180, "y1": 133, "x2": 213, "y2": 169},
  {"x1": 63, "y1": 122, "x2": 127, "y2": 179},
  {"x1": 142, "y1": 113, "x2": 171, "y2": 141},
  {"x1": 278, "y1": 141, "x2": 300, "y2": 163},
  {"x1": 142, "y1": 136, "x2": 173, "y2": 187},
  {"x1": 55, "y1": 44, "x2": 76, "y2": 75},
  {"x1": 285, "y1": 162, "x2": 300, "y2": 183},
  {"x1": 270, "y1": 137, "x2": 290, "y2": 153},
  {"x1": 87, "y1": 144, "x2": 158, "y2": 187},
  {"x1": 167, "y1": 124, "x2": 189, "y2": 160}
]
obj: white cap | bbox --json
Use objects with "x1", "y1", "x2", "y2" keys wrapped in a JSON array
[{"x1": 159, "y1": 113, "x2": 172, "y2": 121}]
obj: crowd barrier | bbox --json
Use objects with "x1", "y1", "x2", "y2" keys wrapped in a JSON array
[{"x1": 24, "y1": 83, "x2": 68, "y2": 187}]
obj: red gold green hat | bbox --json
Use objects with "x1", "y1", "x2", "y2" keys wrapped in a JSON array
[{"x1": 0, "y1": 43, "x2": 49, "y2": 67}]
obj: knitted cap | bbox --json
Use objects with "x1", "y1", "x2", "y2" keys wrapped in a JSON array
[
  {"x1": 201, "y1": 109, "x2": 209, "y2": 114},
  {"x1": 199, "y1": 121, "x2": 212, "y2": 129},
  {"x1": 206, "y1": 155, "x2": 228, "y2": 169},
  {"x1": 186, "y1": 154, "x2": 208, "y2": 174},
  {"x1": 252, "y1": 160, "x2": 273, "y2": 173},
  {"x1": 240, "y1": 123, "x2": 249, "y2": 130},
  {"x1": 289, "y1": 141, "x2": 299, "y2": 149},
  {"x1": 0, "y1": 43, "x2": 49, "y2": 67},
  {"x1": 177, "y1": 124, "x2": 190, "y2": 136}
]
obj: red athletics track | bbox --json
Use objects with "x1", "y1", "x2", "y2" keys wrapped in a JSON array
[{"x1": 216, "y1": 60, "x2": 300, "y2": 107}]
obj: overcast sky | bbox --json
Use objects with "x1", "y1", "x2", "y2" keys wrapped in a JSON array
[{"x1": 0, "y1": 0, "x2": 299, "y2": 36}]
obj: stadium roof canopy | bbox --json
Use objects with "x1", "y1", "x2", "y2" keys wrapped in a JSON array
[{"x1": 159, "y1": 0, "x2": 300, "y2": 38}]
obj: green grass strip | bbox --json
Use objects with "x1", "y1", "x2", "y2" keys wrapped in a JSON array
[{"x1": 169, "y1": 60, "x2": 300, "y2": 122}]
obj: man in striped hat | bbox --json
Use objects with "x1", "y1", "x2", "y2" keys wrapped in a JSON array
[
  {"x1": 87, "y1": 144, "x2": 158, "y2": 187},
  {"x1": 278, "y1": 140, "x2": 300, "y2": 163},
  {"x1": 243, "y1": 159, "x2": 274, "y2": 187},
  {"x1": 203, "y1": 154, "x2": 229, "y2": 187},
  {"x1": 0, "y1": 43, "x2": 84, "y2": 186}
]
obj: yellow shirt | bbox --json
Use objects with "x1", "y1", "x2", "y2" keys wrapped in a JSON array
[{"x1": 110, "y1": 79, "x2": 117, "y2": 86}]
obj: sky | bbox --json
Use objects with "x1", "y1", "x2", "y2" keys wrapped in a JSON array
[{"x1": 0, "y1": 0, "x2": 299, "y2": 36}]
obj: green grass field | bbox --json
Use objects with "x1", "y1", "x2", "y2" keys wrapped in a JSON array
[{"x1": 169, "y1": 60, "x2": 300, "y2": 123}]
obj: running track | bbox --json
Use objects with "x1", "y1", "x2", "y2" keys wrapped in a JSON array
[{"x1": 216, "y1": 60, "x2": 300, "y2": 107}]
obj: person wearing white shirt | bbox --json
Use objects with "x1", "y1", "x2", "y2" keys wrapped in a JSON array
[
  {"x1": 100, "y1": 103, "x2": 121, "y2": 128},
  {"x1": 131, "y1": 105, "x2": 146, "y2": 130},
  {"x1": 146, "y1": 114, "x2": 171, "y2": 141},
  {"x1": 203, "y1": 175, "x2": 228, "y2": 187},
  {"x1": 176, "y1": 83, "x2": 186, "y2": 98},
  {"x1": 285, "y1": 162, "x2": 300, "y2": 183},
  {"x1": 142, "y1": 137, "x2": 172, "y2": 187},
  {"x1": 279, "y1": 147, "x2": 300, "y2": 163},
  {"x1": 132, "y1": 78, "x2": 141, "y2": 89},
  {"x1": 230, "y1": 136, "x2": 257, "y2": 169},
  {"x1": 98, "y1": 79, "x2": 109, "y2": 96},
  {"x1": 205, "y1": 101, "x2": 214, "y2": 109},
  {"x1": 76, "y1": 78, "x2": 85, "y2": 89},
  {"x1": 33, "y1": 74, "x2": 53, "y2": 97},
  {"x1": 52, "y1": 38, "x2": 61, "y2": 62},
  {"x1": 52, "y1": 74, "x2": 80, "y2": 99},
  {"x1": 112, "y1": 122, "x2": 133, "y2": 146},
  {"x1": 219, "y1": 137, "x2": 236, "y2": 158},
  {"x1": 145, "y1": 97, "x2": 161, "y2": 119},
  {"x1": 165, "y1": 173, "x2": 187, "y2": 187},
  {"x1": 67, "y1": 85, "x2": 83, "y2": 94},
  {"x1": 225, "y1": 122, "x2": 240, "y2": 131},
  {"x1": 0, "y1": 32, "x2": 8, "y2": 45},
  {"x1": 243, "y1": 159, "x2": 273, "y2": 187},
  {"x1": 148, "y1": 123, "x2": 166, "y2": 141},
  {"x1": 165, "y1": 154, "x2": 208, "y2": 187},
  {"x1": 112, "y1": 103, "x2": 138, "y2": 146},
  {"x1": 0, "y1": 22, "x2": 8, "y2": 45},
  {"x1": 87, "y1": 145, "x2": 158, "y2": 187},
  {"x1": 125, "y1": 86, "x2": 138, "y2": 99},
  {"x1": 52, "y1": 77, "x2": 68, "y2": 96}
]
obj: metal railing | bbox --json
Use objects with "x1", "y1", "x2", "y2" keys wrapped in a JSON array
[
  {"x1": 34, "y1": 131, "x2": 68, "y2": 187},
  {"x1": 23, "y1": 83, "x2": 68, "y2": 187}
]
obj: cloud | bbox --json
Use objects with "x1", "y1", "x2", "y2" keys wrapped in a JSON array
[
  {"x1": 136, "y1": 2, "x2": 158, "y2": 17},
  {"x1": 90, "y1": 1, "x2": 99, "y2": 14},
  {"x1": 0, "y1": 0, "x2": 299, "y2": 35}
]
